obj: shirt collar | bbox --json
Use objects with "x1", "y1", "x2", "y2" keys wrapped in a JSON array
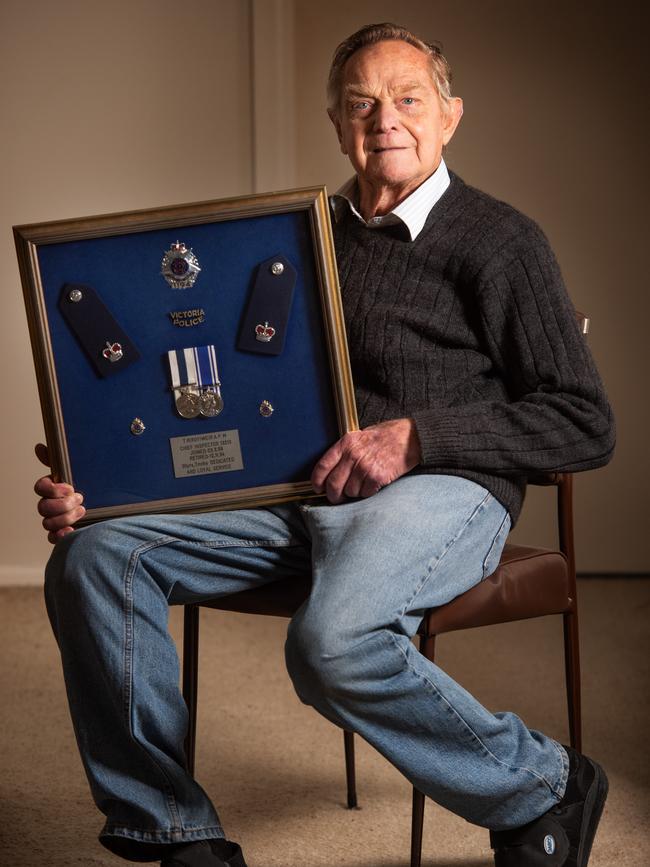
[{"x1": 330, "y1": 159, "x2": 450, "y2": 241}]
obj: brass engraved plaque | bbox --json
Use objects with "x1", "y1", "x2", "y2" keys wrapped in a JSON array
[{"x1": 170, "y1": 430, "x2": 243, "y2": 479}]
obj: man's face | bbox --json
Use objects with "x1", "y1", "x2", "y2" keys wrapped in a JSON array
[{"x1": 330, "y1": 40, "x2": 462, "y2": 199}]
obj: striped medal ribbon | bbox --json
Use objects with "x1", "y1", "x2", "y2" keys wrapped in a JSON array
[{"x1": 168, "y1": 345, "x2": 223, "y2": 418}]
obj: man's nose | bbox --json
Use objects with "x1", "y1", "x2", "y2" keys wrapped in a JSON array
[{"x1": 372, "y1": 101, "x2": 400, "y2": 132}]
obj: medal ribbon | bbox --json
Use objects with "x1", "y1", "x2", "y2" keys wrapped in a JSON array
[
  {"x1": 167, "y1": 346, "x2": 220, "y2": 390},
  {"x1": 193, "y1": 345, "x2": 220, "y2": 389},
  {"x1": 168, "y1": 349, "x2": 193, "y2": 391}
]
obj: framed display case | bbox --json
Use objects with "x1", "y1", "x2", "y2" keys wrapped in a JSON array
[{"x1": 15, "y1": 187, "x2": 358, "y2": 523}]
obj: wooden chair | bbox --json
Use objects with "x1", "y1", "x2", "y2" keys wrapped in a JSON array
[
  {"x1": 181, "y1": 314, "x2": 588, "y2": 867},
  {"x1": 182, "y1": 468, "x2": 581, "y2": 867}
]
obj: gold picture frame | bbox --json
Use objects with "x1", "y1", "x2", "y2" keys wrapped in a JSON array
[{"x1": 15, "y1": 187, "x2": 358, "y2": 523}]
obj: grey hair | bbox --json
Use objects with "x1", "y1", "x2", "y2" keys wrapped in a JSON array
[{"x1": 327, "y1": 22, "x2": 453, "y2": 115}]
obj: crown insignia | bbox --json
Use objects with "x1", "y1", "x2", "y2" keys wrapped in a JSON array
[
  {"x1": 102, "y1": 341, "x2": 123, "y2": 362},
  {"x1": 255, "y1": 321, "x2": 276, "y2": 342}
]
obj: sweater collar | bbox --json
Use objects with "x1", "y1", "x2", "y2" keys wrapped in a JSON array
[{"x1": 330, "y1": 159, "x2": 450, "y2": 241}]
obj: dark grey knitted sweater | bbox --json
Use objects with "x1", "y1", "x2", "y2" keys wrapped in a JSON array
[{"x1": 333, "y1": 172, "x2": 615, "y2": 523}]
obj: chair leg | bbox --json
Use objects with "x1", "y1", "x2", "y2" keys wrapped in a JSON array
[
  {"x1": 409, "y1": 632, "x2": 437, "y2": 867},
  {"x1": 343, "y1": 730, "x2": 358, "y2": 808},
  {"x1": 182, "y1": 604, "x2": 200, "y2": 776},
  {"x1": 563, "y1": 609, "x2": 582, "y2": 752},
  {"x1": 411, "y1": 788, "x2": 426, "y2": 867}
]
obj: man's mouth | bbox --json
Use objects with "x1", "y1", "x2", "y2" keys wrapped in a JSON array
[{"x1": 371, "y1": 146, "x2": 405, "y2": 154}]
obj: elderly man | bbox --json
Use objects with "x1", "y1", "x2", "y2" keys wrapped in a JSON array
[{"x1": 35, "y1": 22, "x2": 614, "y2": 867}]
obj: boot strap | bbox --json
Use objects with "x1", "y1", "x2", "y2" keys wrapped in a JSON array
[{"x1": 490, "y1": 815, "x2": 569, "y2": 866}]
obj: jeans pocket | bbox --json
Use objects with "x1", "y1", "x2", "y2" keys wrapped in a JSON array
[{"x1": 481, "y1": 512, "x2": 511, "y2": 579}]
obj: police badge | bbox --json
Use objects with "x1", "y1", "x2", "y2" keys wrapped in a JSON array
[{"x1": 161, "y1": 241, "x2": 201, "y2": 289}]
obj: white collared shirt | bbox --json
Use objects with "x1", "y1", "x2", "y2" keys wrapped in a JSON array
[{"x1": 330, "y1": 159, "x2": 450, "y2": 241}]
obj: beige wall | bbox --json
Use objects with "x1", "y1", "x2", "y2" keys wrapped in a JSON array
[
  {"x1": 1, "y1": 0, "x2": 253, "y2": 582},
  {"x1": 1, "y1": 0, "x2": 647, "y2": 582}
]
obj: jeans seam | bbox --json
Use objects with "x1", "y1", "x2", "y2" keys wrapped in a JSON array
[
  {"x1": 121, "y1": 533, "x2": 302, "y2": 832},
  {"x1": 481, "y1": 512, "x2": 511, "y2": 579},
  {"x1": 398, "y1": 490, "x2": 493, "y2": 619},
  {"x1": 388, "y1": 631, "x2": 564, "y2": 797},
  {"x1": 123, "y1": 539, "x2": 185, "y2": 832},
  {"x1": 199, "y1": 537, "x2": 304, "y2": 549},
  {"x1": 550, "y1": 740, "x2": 570, "y2": 800},
  {"x1": 101, "y1": 822, "x2": 224, "y2": 842}
]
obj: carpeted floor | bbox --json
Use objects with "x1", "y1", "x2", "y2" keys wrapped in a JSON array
[{"x1": 0, "y1": 579, "x2": 648, "y2": 866}]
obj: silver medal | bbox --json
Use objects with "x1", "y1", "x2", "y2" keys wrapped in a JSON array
[
  {"x1": 175, "y1": 388, "x2": 201, "y2": 419},
  {"x1": 199, "y1": 387, "x2": 223, "y2": 417}
]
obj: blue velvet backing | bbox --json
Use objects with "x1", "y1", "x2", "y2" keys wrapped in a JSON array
[{"x1": 37, "y1": 211, "x2": 339, "y2": 509}]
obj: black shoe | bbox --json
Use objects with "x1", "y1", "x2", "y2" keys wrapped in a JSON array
[
  {"x1": 490, "y1": 746, "x2": 608, "y2": 866},
  {"x1": 161, "y1": 839, "x2": 247, "y2": 867}
]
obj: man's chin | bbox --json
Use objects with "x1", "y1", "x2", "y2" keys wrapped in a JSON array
[{"x1": 361, "y1": 153, "x2": 425, "y2": 184}]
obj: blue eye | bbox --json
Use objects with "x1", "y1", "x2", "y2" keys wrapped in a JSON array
[{"x1": 402, "y1": 97, "x2": 415, "y2": 105}]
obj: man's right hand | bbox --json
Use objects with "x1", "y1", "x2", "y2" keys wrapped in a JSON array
[{"x1": 34, "y1": 443, "x2": 86, "y2": 544}]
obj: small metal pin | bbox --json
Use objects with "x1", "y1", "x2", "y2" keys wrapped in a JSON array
[
  {"x1": 68, "y1": 288, "x2": 83, "y2": 302},
  {"x1": 130, "y1": 418, "x2": 146, "y2": 436},
  {"x1": 259, "y1": 400, "x2": 274, "y2": 417},
  {"x1": 270, "y1": 261, "x2": 284, "y2": 276}
]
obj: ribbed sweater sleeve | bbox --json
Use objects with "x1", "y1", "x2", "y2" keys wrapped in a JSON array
[
  {"x1": 334, "y1": 172, "x2": 615, "y2": 522},
  {"x1": 412, "y1": 217, "x2": 616, "y2": 475}
]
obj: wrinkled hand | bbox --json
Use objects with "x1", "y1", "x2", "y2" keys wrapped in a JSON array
[
  {"x1": 311, "y1": 418, "x2": 422, "y2": 505},
  {"x1": 34, "y1": 443, "x2": 86, "y2": 544}
]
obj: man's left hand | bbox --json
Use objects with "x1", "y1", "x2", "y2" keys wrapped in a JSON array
[{"x1": 311, "y1": 418, "x2": 422, "y2": 504}]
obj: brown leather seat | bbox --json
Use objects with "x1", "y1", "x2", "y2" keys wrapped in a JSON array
[{"x1": 426, "y1": 543, "x2": 571, "y2": 635}]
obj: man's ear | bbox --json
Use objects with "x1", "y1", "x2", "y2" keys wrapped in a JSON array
[
  {"x1": 328, "y1": 108, "x2": 348, "y2": 155},
  {"x1": 442, "y1": 97, "x2": 463, "y2": 146}
]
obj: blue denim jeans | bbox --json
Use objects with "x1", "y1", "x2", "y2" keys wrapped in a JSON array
[{"x1": 45, "y1": 475, "x2": 568, "y2": 859}]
